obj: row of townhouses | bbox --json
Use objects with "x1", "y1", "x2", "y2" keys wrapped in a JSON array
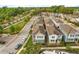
[
  {"x1": 32, "y1": 13, "x2": 79, "y2": 45},
  {"x1": 49, "y1": 13, "x2": 79, "y2": 42}
]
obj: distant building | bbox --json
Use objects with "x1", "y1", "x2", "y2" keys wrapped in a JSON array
[
  {"x1": 49, "y1": 13, "x2": 64, "y2": 28},
  {"x1": 75, "y1": 18, "x2": 79, "y2": 23}
]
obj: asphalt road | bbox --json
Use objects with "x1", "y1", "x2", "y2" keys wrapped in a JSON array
[{"x1": 0, "y1": 16, "x2": 37, "y2": 54}]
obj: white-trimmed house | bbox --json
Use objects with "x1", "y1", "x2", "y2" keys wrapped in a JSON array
[
  {"x1": 34, "y1": 31, "x2": 45, "y2": 44},
  {"x1": 43, "y1": 16, "x2": 63, "y2": 44},
  {"x1": 46, "y1": 25, "x2": 63, "y2": 44},
  {"x1": 59, "y1": 24, "x2": 79, "y2": 42},
  {"x1": 32, "y1": 16, "x2": 45, "y2": 44},
  {"x1": 32, "y1": 25, "x2": 45, "y2": 44}
]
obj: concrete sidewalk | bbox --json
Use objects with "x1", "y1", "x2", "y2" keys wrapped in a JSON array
[{"x1": 41, "y1": 46, "x2": 79, "y2": 50}]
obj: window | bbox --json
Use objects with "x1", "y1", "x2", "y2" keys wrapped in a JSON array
[
  {"x1": 52, "y1": 36, "x2": 55, "y2": 38},
  {"x1": 51, "y1": 40, "x2": 54, "y2": 42},
  {"x1": 69, "y1": 39, "x2": 73, "y2": 40},
  {"x1": 37, "y1": 36, "x2": 43, "y2": 38},
  {"x1": 76, "y1": 34, "x2": 79, "y2": 37},
  {"x1": 70, "y1": 35, "x2": 74, "y2": 37}
]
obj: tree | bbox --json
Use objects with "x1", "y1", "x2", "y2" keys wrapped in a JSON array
[
  {"x1": 10, "y1": 25, "x2": 16, "y2": 34},
  {"x1": 60, "y1": 36, "x2": 66, "y2": 46},
  {"x1": 0, "y1": 25, "x2": 3, "y2": 34}
]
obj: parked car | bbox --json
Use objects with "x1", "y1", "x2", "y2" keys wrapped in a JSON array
[{"x1": 15, "y1": 43, "x2": 22, "y2": 50}]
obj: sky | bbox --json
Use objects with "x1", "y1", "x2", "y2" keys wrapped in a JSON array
[{"x1": 0, "y1": 0, "x2": 79, "y2": 7}]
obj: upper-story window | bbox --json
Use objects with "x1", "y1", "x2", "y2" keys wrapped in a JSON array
[
  {"x1": 76, "y1": 34, "x2": 79, "y2": 37},
  {"x1": 52, "y1": 36, "x2": 55, "y2": 38},
  {"x1": 37, "y1": 36, "x2": 43, "y2": 38},
  {"x1": 70, "y1": 35, "x2": 74, "y2": 37}
]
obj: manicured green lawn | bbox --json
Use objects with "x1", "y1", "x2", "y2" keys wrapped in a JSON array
[
  {"x1": 20, "y1": 36, "x2": 42, "y2": 54},
  {"x1": 65, "y1": 46, "x2": 79, "y2": 54}
]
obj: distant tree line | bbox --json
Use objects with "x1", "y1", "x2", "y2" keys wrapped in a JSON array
[
  {"x1": 0, "y1": 7, "x2": 30, "y2": 24},
  {"x1": 31, "y1": 5, "x2": 79, "y2": 14}
]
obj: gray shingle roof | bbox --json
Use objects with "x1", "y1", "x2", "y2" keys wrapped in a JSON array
[
  {"x1": 59, "y1": 24, "x2": 78, "y2": 34},
  {"x1": 32, "y1": 25, "x2": 45, "y2": 35},
  {"x1": 32, "y1": 16, "x2": 45, "y2": 35},
  {"x1": 43, "y1": 15, "x2": 62, "y2": 35},
  {"x1": 53, "y1": 18, "x2": 63, "y2": 23}
]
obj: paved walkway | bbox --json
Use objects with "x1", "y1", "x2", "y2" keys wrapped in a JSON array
[{"x1": 41, "y1": 46, "x2": 79, "y2": 50}]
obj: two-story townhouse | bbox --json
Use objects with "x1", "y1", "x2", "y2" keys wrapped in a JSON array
[
  {"x1": 59, "y1": 24, "x2": 79, "y2": 42},
  {"x1": 32, "y1": 16, "x2": 45, "y2": 44},
  {"x1": 43, "y1": 15, "x2": 63, "y2": 44}
]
